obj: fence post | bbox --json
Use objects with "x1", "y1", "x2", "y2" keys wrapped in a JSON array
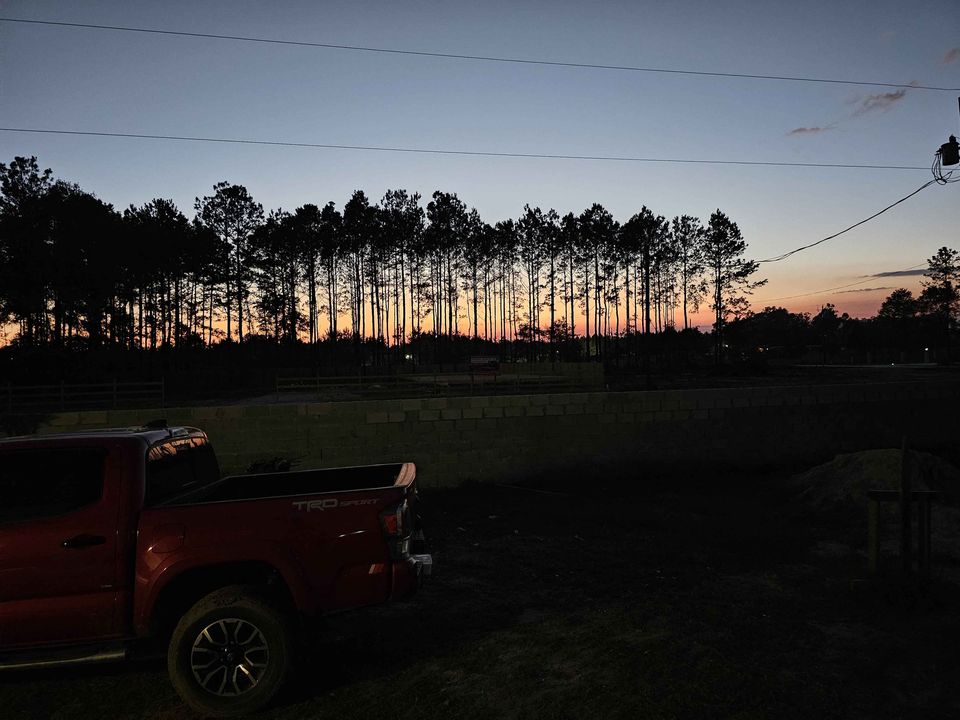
[
  {"x1": 161, "y1": 377, "x2": 166, "y2": 409},
  {"x1": 60, "y1": 380, "x2": 65, "y2": 411},
  {"x1": 112, "y1": 378, "x2": 118, "y2": 409},
  {"x1": 918, "y1": 495, "x2": 930, "y2": 580},
  {"x1": 900, "y1": 437, "x2": 912, "y2": 575},
  {"x1": 867, "y1": 497, "x2": 879, "y2": 575}
]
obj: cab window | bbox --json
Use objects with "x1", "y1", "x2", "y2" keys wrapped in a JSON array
[
  {"x1": 145, "y1": 436, "x2": 220, "y2": 506},
  {"x1": 0, "y1": 448, "x2": 105, "y2": 525}
]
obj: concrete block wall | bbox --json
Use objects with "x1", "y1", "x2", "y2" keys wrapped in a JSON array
[{"x1": 37, "y1": 380, "x2": 960, "y2": 486}]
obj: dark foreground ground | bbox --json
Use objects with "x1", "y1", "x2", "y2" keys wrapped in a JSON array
[{"x1": 3, "y1": 471, "x2": 959, "y2": 720}]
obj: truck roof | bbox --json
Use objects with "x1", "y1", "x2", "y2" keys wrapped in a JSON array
[{"x1": 0, "y1": 426, "x2": 207, "y2": 449}]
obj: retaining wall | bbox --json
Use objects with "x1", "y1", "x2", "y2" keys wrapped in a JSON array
[{"x1": 37, "y1": 380, "x2": 960, "y2": 486}]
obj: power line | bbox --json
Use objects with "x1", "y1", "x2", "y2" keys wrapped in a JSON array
[
  {"x1": 759, "y1": 264, "x2": 926, "y2": 303},
  {"x1": 2, "y1": 17, "x2": 957, "y2": 92},
  {"x1": 0, "y1": 127, "x2": 933, "y2": 171},
  {"x1": 757, "y1": 180, "x2": 939, "y2": 263}
]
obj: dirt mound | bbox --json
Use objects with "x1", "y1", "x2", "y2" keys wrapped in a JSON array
[{"x1": 792, "y1": 449, "x2": 960, "y2": 514}]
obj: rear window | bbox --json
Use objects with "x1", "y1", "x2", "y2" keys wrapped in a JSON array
[
  {"x1": 145, "y1": 436, "x2": 220, "y2": 506},
  {"x1": 0, "y1": 447, "x2": 106, "y2": 525}
]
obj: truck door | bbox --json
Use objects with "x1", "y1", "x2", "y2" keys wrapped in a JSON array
[{"x1": 0, "y1": 446, "x2": 121, "y2": 648}]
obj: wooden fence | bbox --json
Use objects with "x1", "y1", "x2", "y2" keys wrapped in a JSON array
[
  {"x1": 4, "y1": 380, "x2": 165, "y2": 413},
  {"x1": 275, "y1": 369, "x2": 593, "y2": 401}
]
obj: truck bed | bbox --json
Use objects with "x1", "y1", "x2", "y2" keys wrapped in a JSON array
[
  {"x1": 159, "y1": 463, "x2": 409, "y2": 506},
  {"x1": 135, "y1": 460, "x2": 421, "y2": 625}
]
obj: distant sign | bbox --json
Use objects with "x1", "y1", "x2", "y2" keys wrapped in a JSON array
[{"x1": 469, "y1": 356, "x2": 499, "y2": 376}]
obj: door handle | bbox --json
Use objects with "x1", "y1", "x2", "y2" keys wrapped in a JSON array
[{"x1": 62, "y1": 534, "x2": 107, "y2": 549}]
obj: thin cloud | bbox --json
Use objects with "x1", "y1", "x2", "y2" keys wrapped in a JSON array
[
  {"x1": 869, "y1": 268, "x2": 926, "y2": 278},
  {"x1": 944, "y1": 48, "x2": 960, "y2": 64},
  {"x1": 835, "y1": 286, "x2": 893, "y2": 294},
  {"x1": 789, "y1": 85, "x2": 912, "y2": 135},
  {"x1": 787, "y1": 126, "x2": 834, "y2": 137},
  {"x1": 852, "y1": 89, "x2": 908, "y2": 116}
]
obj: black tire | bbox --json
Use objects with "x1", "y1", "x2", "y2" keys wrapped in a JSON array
[{"x1": 168, "y1": 585, "x2": 292, "y2": 717}]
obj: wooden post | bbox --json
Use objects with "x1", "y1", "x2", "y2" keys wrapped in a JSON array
[
  {"x1": 900, "y1": 437, "x2": 912, "y2": 574},
  {"x1": 867, "y1": 488, "x2": 939, "y2": 580},
  {"x1": 868, "y1": 497, "x2": 879, "y2": 575},
  {"x1": 918, "y1": 495, "x2": 932, "y2": 581}
]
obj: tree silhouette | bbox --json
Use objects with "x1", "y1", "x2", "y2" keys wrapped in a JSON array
[
  {"x1": 124, "y1": 199, "x2": 193, "y2": 347},
  {"x1": 493, "y1": 219, "x2": 519, "y2": 344},
  {"x1": 517, "y1": 205, "x2": 548, "y2": 346},
  {"x1": 315, "y1": 202, "x2": 343, "y2": 341},
  {"x1": 726, "y1": 306, "x2": 810, "y2": 355},
  {"x1": 0, "y1": 156, "x2": 52, "y2": 216},
  {"x1": 919, "y1": 247, "x2": 960, "y2": 319},
  {"x1": 919, "y1": 247, "x2": 960, "y2": 360},
  {"x1": 195, "y1": 183, "x2": 264, "y2": 343},
  {"x1": 380, "y1": 190, "x2": 424, "y2": 347},
  {"x1": 459, "y1": 209, "x2": 492, "y2": 340},
  {"x1": 425, "y1": 192, "x2": 468, "y2": 340},
  {"x1": 250, "y1": 210, "x2": 301, "y2": 341},
  {"x1": 811, "y1": 303, "x2": 844, "y2": 362},
  {"x1": 877, "y1": 289, "x2": 917, "y2": 321},
  {"x1": 558, "y1": 213, "x2": 579, "y2": 340},
  {"x1": 621, "y1": 207, "x2": 667, "y2": 338},
  {"x1": 342, "y1": 191, "x2": 378, "y2": 339},
  {"x1": 577, "y1": 204, "x2": 617, "y2": 359},
  {"x1": 0, "y1": 157, "x2": 55, "y2": 345},
  {"x1": 540, "y1": 209, "x2": 561, "y2": 350},
  {"x1": 670, "y1": 215, "x2": 707, "y2": 331},
  {"x1": 186, "y1": 220, "x2": 227, "y2": 346},
  {"x1": 288, "y1": 204, "x2": 322, "y2": 344},
  {"x1": 703, "y1": 210, "x2": 766, "y2": 363}
]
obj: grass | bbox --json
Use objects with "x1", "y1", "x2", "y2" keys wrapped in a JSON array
[{"x1": 3, "y1": 470, "x2": 960, "y2": 719}]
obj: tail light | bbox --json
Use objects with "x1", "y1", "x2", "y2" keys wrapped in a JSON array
[{"x1": 380, "y1": 500, "x2": 412, "y2": 559}]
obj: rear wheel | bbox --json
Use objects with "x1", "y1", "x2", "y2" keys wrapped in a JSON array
[{"x1": 168, "y1": 586, "x2": 292, "y2": 717}]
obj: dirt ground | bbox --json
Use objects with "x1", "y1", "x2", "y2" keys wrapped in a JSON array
[{"x1": 3, "y1": 462, "x2": 960, "y2": 720}]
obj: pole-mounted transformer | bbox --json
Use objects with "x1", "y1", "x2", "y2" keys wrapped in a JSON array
[
  {"x1": 941, "y1": 135, "x2": 960, "y2": 167},
  {"x1": 931, "y1": 98, "x2": 960, "y2": 184}
]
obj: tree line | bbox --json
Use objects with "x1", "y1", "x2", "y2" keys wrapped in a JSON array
[
  {"x1": 2, "y1": 155, "x2": 956, "y2": 366},
  {"x1": 725, "y1": 247, "x2": 960, "y2": 363},
  {"x1": 0, "y1": 156, "x2": 765, "y2": 360}
]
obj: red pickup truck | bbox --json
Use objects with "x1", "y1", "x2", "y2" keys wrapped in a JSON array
[{"x1": 0, "y1": 425, "x2": 431, "y2": 716}]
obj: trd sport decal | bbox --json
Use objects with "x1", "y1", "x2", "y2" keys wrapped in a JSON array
[{"x1": 292, "y1": 498, "x2": 379, "y2": 511}]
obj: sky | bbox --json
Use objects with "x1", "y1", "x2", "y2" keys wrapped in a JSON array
[{"x1": 1, "y1": 0, "x2": 958, "y2": 328}]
